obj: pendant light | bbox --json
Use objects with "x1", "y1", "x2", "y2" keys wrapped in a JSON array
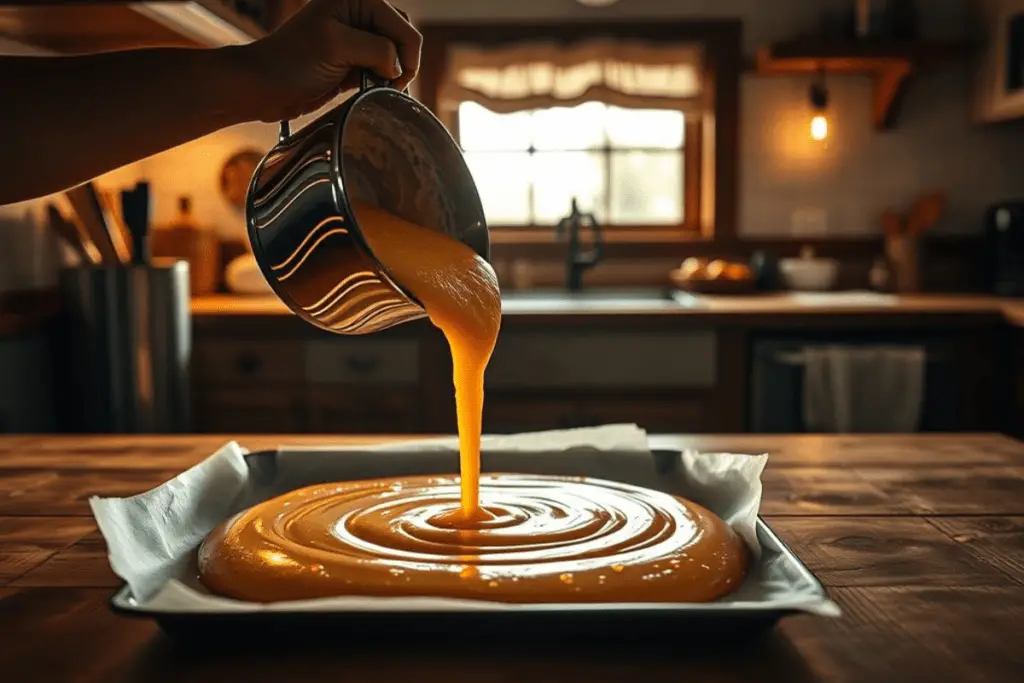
[{"x1": 809, "y1": 68, "x2": 830, "y2": 142}]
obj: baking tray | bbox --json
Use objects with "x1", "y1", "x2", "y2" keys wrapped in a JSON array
[{"x1": 107, "y1": 447, "x2": 834, "y2": 643}]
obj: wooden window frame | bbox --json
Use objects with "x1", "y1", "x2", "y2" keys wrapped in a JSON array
[{"x1": 417, "y1": 20, "x2": 741, "y2": 248}]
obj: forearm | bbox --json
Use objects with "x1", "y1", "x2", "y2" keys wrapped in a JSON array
[{"x1": 1, "y1": 45, "x2": 263, "y2": 205}]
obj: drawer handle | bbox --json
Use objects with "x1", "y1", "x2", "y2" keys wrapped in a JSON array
[
  {"x1": 346, "y1": 355, "x2": 379, "y2": 374},
  {"x1": 235, "y1": 352, "x2": 262, "y2": 375}
]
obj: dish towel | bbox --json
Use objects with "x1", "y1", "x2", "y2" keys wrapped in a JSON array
[{"x1": 801, "y1": 346, "x2": 926, "y2": 433}]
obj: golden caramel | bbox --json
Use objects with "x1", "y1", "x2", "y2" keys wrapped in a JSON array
[
  {"x1": 354, "y1": 201, "x2": 500, "y2": 521},
  {"x1": 199, "y1": 203, "x2": 749, "y2": 604},
  {"x1": 198, "y1": 473, "x2": 748, "y2": 603}
]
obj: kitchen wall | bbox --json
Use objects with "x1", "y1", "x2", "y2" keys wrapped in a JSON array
[{"x1": 4, "y1": 0, "x2": 1023, "y2": 243}]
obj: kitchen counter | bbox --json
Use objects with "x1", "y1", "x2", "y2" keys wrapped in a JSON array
[
  {"x1": 192, "y1": 292, "x2": 1024, "y2": 327},
  {"x1": 3, "y1": 433, "x2": 1024, "y2": 682}
]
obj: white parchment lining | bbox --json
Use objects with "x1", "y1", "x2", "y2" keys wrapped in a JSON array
[{"x1": 90, "y1": 424, "x2": 840, "y2": 617}]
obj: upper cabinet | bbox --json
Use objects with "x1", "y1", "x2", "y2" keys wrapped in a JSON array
[
  {"x1": 0, "y1": 1, "x2": 309, "y2": 54},
  {"x1": 974, "y1": 0, "x2": 1024, "y2": 123}
]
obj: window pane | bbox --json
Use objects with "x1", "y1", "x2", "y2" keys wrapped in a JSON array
[
  {"x1": 532, "y1": 102, "x2": 607, "y2": 151},
  {"x1": 531, "y1": 151, "x2": 606, "y2": 224},
  {"x1": 465, "y1": 151, "x2": 531, "y2": 224},
  {"x1": 458, "y1": 102, "x2": 531, "y2": 151},
  {"x1": 605, "y1": 107, "x2": 685, "y2": 149},
  {"x1": 609, "y1": 151, "x2": 683, "y2": 224}
]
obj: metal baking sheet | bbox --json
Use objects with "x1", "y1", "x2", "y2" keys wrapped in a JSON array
[{"x1": 107, "y1": 447, "x2": 836, "y2": 640}]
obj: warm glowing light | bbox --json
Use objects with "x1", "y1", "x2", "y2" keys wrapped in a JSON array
[{"x1": 810, "y1": 114, "x2": 829, "y2": 141}]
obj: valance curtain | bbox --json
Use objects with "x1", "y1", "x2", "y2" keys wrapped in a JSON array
[{"x1": 437, "y1": 40, "x2": 707, "y2": 116}]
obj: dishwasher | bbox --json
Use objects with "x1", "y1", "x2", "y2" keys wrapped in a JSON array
[{"x1": 749, "y1": 336, "x2": 962, "y2": 433}]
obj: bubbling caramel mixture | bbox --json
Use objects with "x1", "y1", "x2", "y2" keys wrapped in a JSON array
[
  {"x1": 199, "y1": 202, "x2": 749, "y2": 604},
  {"x1": 198, "y1": 473, "x2": 748, "y2": 603}
]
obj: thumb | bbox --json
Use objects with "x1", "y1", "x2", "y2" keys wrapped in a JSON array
[{"x1": 333, "y1": 24, "x2": 402, "y2": 82}]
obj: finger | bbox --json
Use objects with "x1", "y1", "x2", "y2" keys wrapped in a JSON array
[
  {"x1": 339, "y1": 69, "x2": 361, "y2": 92},
  {"x1": 366, "y1": 1, "x2": 422, "y2": 90},
  {"x1": 336, "y1": 23, "x2": 402, "y2": 80}
]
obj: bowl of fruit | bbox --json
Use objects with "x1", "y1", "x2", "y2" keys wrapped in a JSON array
[{"x1": 669, "y1": 257, "x2": 755, "y2": 294}]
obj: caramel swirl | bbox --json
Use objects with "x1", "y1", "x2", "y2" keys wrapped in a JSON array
[{"x1": 199, "y1": 474, "x2": 748, "y2": 604}]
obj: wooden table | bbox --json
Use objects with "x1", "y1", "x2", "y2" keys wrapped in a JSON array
[{"x1": 2, "y1": 433, "x2": 1024, "y2": 682}]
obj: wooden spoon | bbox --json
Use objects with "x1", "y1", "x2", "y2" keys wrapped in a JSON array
[
  {"x1": 882, "y1": 208, "x2": 904, "y2": 237},
  {"x1": 907, "y1": 191, "x2": 947, "y2": 237}
]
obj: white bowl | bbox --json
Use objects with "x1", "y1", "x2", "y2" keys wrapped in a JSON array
[{"x1": 778, "y1": 258, "x2": 839, "y2": 291}]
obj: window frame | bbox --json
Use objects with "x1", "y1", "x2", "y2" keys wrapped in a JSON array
[
  {"x1": 417, "y1": 20, "x2": 741, "y2": 246},
  {"x1": 454, "y1": 102, "x2": 701, "y2": 233}
]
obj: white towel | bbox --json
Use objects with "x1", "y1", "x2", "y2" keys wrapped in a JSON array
[{"x1": 801, "y1": 346, "x2": 926, "y2": 433}]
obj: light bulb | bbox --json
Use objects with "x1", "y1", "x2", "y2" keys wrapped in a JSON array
[{"x1": 810, "y1": 114, "x2": 828, "y2": 142}]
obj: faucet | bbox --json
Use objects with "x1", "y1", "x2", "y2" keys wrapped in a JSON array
[{"x1": 555, "y1": 198, "x2": 604, "y2": 292}]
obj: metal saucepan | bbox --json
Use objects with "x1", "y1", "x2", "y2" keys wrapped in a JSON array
[{"x1": 245, "y1": 72, "x2": 489, "y2": 335}]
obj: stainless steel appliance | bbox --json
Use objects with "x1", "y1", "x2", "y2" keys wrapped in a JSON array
[
  {"x1": 749, "y1": 336, "x2": 961, "y2": 433},
  {"x1": 984, "y1": 200, "x2": 1024, "y2": 296}
]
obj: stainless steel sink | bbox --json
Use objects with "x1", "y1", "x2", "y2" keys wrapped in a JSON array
[{"x1": 501, "y1": 288, "x2": 705, "y2": 310}]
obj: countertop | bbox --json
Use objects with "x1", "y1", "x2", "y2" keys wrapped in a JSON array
[
  {"x1": 192, "y1": 292, "x2": 1024, "y2": 327},
  {"x1": 3, "y1": 433, "x2": 1024, "y2": 682}
]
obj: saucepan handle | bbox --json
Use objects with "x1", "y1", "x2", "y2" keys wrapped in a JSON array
[{"x1": 278, "y1": 69, "x2": 405, "y2": 142}]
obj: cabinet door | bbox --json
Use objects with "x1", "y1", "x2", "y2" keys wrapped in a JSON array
[
  {"x1": 307, "y1": 387, "x2": 420, "y2": 433},
  {"x1": 483, "y1": 397, "x2": 581, "y2": 433},
  {"x1": 1013, "y1": 330, "x2": 1024, "y2": 437},
  {"x1": 194, "y1": 388, "x2": 307, "y2": 433},
  {"x1": 482, "y1": 395, "x2": 711, "y2": 434},
  {"x1": 577, "y1": 397, "x2": 709, "y2": 433},
  {"x1": 194, "y1": 340, "x2": 305, "y2": 385}
]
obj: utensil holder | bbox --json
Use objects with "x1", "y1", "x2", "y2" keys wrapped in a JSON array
[{"x1": 57, "y1": 260, "x2": 191, "y2": 433}]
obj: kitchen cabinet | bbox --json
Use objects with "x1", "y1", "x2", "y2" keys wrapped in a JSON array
[
  {"x1": 974, "y1": 0, "x2": 1024, "y2": 123},
  {"x1": 192, "y1": 326, "x2": 722, "y2": 434},
  {"x1": 194, "y1": 387, "x2": 307, "y2": 434},
  {"x1": 307, "y1": 387, "x2": 420, "y2": 434},
  {"x1": 749, "y1": 329, "x2": 999, "y2": 433},
  {"x1": 1010, "y1": 329, "x2": 1024, "y2": 437},
  {"x1": 190, "y1": 313, "x2": 1006, "y2": 436},
  {"x1": 486, "y1": 331, "x2": 716, "y2": 390},
  {"x1": 0, "y1": 1, "x2": 266, "y2": 54},
  {"x1": 482, "y1": 394, "x2": 707, "y2": 434}
]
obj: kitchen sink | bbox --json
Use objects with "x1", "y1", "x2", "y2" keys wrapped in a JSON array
[{"x1": 501, "y1": 288, "x2": 705, "y2": 310}]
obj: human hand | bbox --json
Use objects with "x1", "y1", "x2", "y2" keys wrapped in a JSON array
[{"x1": 239, "y1": 0, "x2": 422, "y2": 122}]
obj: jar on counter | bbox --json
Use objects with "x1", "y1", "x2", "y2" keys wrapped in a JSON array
[{"x1": 151, "y1": 196, "x2": 220, "y2": 295}]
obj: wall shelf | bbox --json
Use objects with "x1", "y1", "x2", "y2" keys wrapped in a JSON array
[
  {"x1": 754, "y1": 38, "x2": 972, "y2": 130},
  {"x1": 0, "y1": 1, "x2": 266, "y2": 54}
]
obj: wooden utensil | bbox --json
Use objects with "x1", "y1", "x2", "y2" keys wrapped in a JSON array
[
  {"x1": 907, "y1": 191, "x2": 946, "y2": 237},
  {"x1": 882, "y1": 208, "x2": 904, "y2": 237},
  {"x1": 65, "y1": 183, "x2": 119, "y2": 264},
  {"x1": 98, "y1": 187, "x2": 132, "y2": 263},
  {"x1": 46, "y1": 203, "x2": 95, "y2": 264}
]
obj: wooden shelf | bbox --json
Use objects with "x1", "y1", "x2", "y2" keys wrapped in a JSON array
[
  {"x1": 0, "y1": 1, "x2": 266, "y2": 54},
  {"x1": 755, "y1": 39, "x2": 972, "y2": 130}
]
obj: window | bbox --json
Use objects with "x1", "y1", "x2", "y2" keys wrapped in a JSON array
[
  {"x1": 419, "y1": 22, "x2": 741, "y2": 242},
  {"x1": 459, "y1": 101, "x2": 690, "y2": 228}
]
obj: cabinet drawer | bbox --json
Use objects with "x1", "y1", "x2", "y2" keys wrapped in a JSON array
[
  {"x1": 194, "y1": 340, "x2": 304, "y2": 384},
  {"x1": 486, "y1": 331, "x2": 717, "y2": 389},
  {"x1": 306, "y1": 339, "x2": 419, "y2": 384},
  {"x1": 194, "y1": 388, "x2": 307, "y2": 433},
  {"x1": 307, "y1": 387, "x2": 420, "y2": 433}
]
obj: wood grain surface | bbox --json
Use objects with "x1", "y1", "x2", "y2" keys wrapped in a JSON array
[{"x1": 1, "y1": 433, "x2": 1023, "y2": 682}]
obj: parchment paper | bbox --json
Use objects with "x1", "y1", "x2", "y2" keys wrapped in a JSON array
[{"x1": 89, "y1": 424, "x2": 840, "y2": 617}]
